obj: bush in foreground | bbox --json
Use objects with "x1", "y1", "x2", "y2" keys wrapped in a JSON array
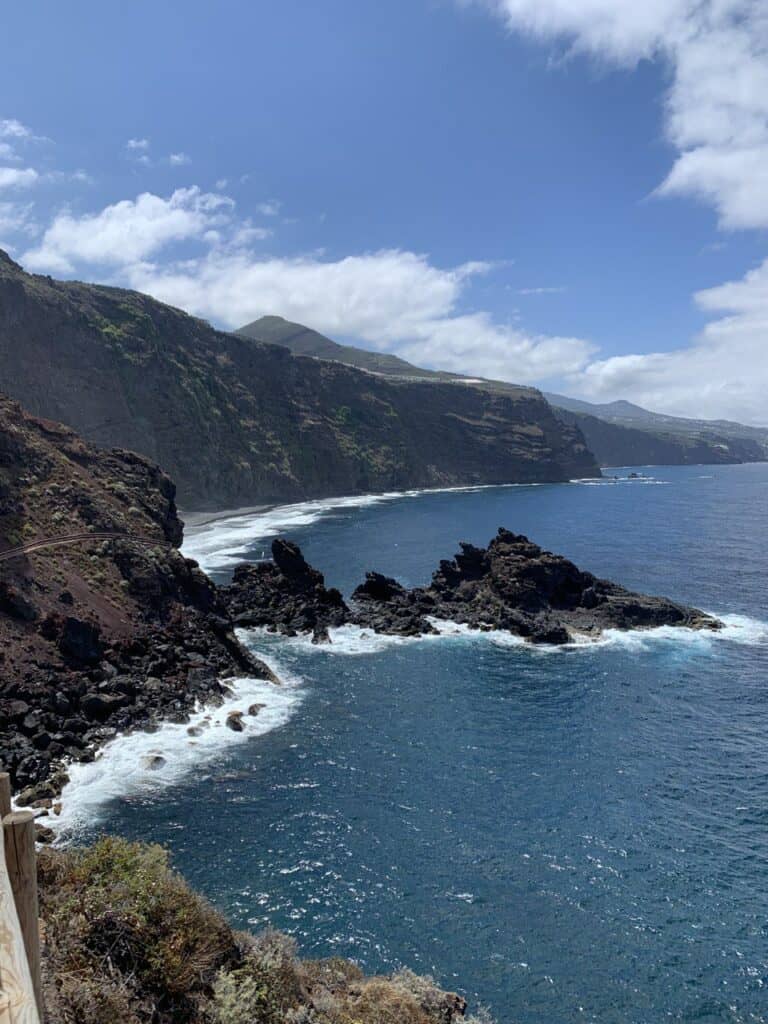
[{"x1": 38, "y1": 837, "x2": 491, "y2": 1024}]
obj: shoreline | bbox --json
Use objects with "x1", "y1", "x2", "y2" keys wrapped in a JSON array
[
  {"x1": 47, "y1": 656, "x2": 301, "y2": 842},
  {"x1": 178, "y1": 478, "x2": 580, "y2": 536},
  {"x1": 178, "y1": 462, "x2": 765, "y2": 537}
]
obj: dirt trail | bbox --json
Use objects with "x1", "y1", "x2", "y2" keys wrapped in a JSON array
[{"x1": 0, "y1": 531, "x2": 141, "y2": 563}]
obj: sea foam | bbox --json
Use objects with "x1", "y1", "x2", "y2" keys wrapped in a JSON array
[
  {"x1": 182, "y1": 483, "x2": 541, "y2": 575},
  {"x1": 50, "y1": 659, "x2": 304, "y2": 840},
  {"x1": 242, "y1": 613, "x2": 767, "y2": 659}
]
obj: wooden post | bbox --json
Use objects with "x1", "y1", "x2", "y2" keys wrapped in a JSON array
[
  {"x1": 0, "y1": 816, "x2": 39, "y2": 1024},
  {"x1": 2, "y1": 813, "x2": 42, "y2": 1020},
  {"x1": 0, "y1": 776, "x2": 11, "y2": 820}
]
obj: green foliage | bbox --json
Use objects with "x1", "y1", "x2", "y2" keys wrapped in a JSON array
[{"x1": 333, "y1": 405, "x2": 354, "y2": 426}]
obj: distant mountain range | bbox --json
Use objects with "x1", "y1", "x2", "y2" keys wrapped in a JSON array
[
  {"x1": 543, "y1": 392, "x2": 768, "y2": 447},
  {"x1": 240, "y1": 316, "x2": 768, "y2": 467}
]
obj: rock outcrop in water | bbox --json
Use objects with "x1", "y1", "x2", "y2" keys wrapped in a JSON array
[
  {"x1": 224, "y1": 539, "x2": 349, "y2": 641},
  {"x1": 226, "y1": 532, "x2": 721, "y2": 646},
  {"x1": 353, "y1": 528, "x2": 720, "y2": 643}
]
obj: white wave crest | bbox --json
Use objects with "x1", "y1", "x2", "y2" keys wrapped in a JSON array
[
  {"x1": 569, "y1": 476, "x2": 667, "y2": 487},
  {"x1": 50, "y1": 662, "x2": 304, "y2": 841},
  {"x1": 182, "y1": 483, "x2": 541, "y2": 574},
  {"x1": 242, "y1": 613, "x2": 767, "y2": 658}
]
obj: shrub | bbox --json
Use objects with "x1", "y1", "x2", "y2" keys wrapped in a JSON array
[
  {"x1": 38, "y1": 837, "x2": 238, "y2": 1024},
  {"x1": 37, "y1": 840, "x2": 478, "y2": 1024}
]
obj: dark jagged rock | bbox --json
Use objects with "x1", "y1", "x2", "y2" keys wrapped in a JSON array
[
  {"x1": 0, "y1": 581, "x2": 38, "y2": 621},
  {"x1": 58, "y1": 616, "x2": 104, "y2": 665},
  {"x1": 226, "y1": 531, "x2": 721, "y2": 648},
  {"x1": 223, "y1": 538, "x2": 349, "y2": 635},
  {"x1": 352, "y1": 573, "x2": 437, "y2": 636},
  {"x1": 354, "y1": 528, "x2": 721, "y2": 643},
  {"x1": 0, "y1": 393, "x2": 278, "y2": 803}
]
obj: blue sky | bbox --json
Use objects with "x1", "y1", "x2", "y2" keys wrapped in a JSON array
[{"x1": 1, "y1": 0, "x2": 766, "y2": 423}]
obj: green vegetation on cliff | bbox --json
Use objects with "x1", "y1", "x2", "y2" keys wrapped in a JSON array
[
  {"x1": 0, "y1": 250, "x2": 597, "y2": 509},
  {"x1": 238, "y1": 313, "x2": 768, "y2": 469}
]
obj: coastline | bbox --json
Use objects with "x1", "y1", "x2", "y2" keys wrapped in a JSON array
[{"x1": 37, "y1": 469, "x2": 768, "y2": 841}]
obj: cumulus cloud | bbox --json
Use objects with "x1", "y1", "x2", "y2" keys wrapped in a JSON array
[
  {"x1": 0, "y1": 167, "x2": 38, "y2": 189},
  {"x1": 256, "y1": 199, "x2": 281, "y2": 216},
  {"x1": 0, "y1": 201, "x2": 38, "y2": 246},
  {"x1": 15, "y1": 182, "x2": 592, "y2": 383},
  {"x1": 23, "y1": 187, "x2": 234, "y2": 274},
  {"x1": 0, "y1": 119, "x2": 34, "y2": 141},
  {"x1": 470, "y1": 0, "x2": 768, "y2": 420},
  {"x1": 169, "y1": 152, "x2": 190, "y2": 165},
  {"x1": 0, "y1": 119, "x2": 42, "y2": 185},
  {"x1": 474, "y1": 0, "x2": 768, "y2": 229},
  {"x1": 126, "y1": 137, "x2": 149, "y2": 151},
  {"x1": 566, "y1": 259, "x2": 768, "y2": 424},
  {"x1": 124, "y1": 247, "x2": 593, "y2": 382}
]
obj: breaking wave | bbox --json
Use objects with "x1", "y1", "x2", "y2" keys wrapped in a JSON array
[
  {"x1": 241, "y1": 613, "x2": 768, "y2": 659},
  {"x1": 51, "y1": 658, "x2": 305, "y2": 841}
]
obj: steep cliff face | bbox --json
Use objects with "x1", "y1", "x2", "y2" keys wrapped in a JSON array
[
  {"x1": 0, "y1": 393, "x2": 270, "y2": 797},
  {"x1": 0, "y1": 251, "x2": 598, "y2": 509},
  {"x1": 553, "y1": 407, "x2": 765, "y2": 467}
]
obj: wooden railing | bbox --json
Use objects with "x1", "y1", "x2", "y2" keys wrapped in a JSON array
[{"x1": 0, "y1": 773, "x2": 42, "y2": 1024}]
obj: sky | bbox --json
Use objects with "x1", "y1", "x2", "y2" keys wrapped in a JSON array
[{"x1": 0, "y1": 0, "x2": 766, "y2": 424}]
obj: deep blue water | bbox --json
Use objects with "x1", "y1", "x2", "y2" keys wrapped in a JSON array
[{"x1": 70, "y1": 465, "x2": 768, "y2": 1023}]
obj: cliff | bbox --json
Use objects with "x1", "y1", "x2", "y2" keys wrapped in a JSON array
[
  {"x1": 551, "y1": 407, "x2": 766, "y2": 467},
  {"x1": 238, "y1": 314, "x2": 768, "y2": 469},
  {"x1": 0, "y1": 393, "x2": 272, "y2": 802},
  {"x1": 0, "y1": 250, "x2": 598, "y2": 510}
]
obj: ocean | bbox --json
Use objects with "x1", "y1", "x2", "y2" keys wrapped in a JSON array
[{"x1": 54, "y1": 464, "x2": 768, "y2": 1023}]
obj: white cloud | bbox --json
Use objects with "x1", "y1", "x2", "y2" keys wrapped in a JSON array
[
  {"x1": 0, "y1": 200, "x2": 38, "y2": 239},
  {"x1": 256, "y1": 199, "x2": 281, "y2": 216},
  {"x1": 123, "y1": 246, "x2": 593, "y2": 382},
  {"x1": 0, "y1": 167, "x2": 38, "y2": 189},
  {"x1": 518, "y1": 286, "x2": 565, "y2": 295},
  {"x1": 470, "y1": 1, "x2": 768, "y2": 420},
  {"x1": 17, "y1": 183, "x2": 592, "y2": 383},
  {"x1": 23, "y1": 187, "x2": 234, "y2": 274},
  {"x1": 474, "y1": 0, "x2": 768, "y2": 229},
  {"x1": 169, "y1": 152, "x2": 190, "y2": 165},
  {"x1": 567, "y1": 258, "x2": 768, "y2": 424},
  {"x1": 0, "y1": 119, "x2": 33, "y2": 140},
  {"x1": 126, "y1": 137, "x2": 149, "y2": 151}
]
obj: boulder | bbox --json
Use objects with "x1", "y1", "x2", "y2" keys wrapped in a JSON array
[
  {"x1": 226, "y1": 711, "x2": 245, "y2": 732},
  {"x1": 80, "y1": 692, "x2": 125, "y2": 722},
  {"x1": 59, "y1": 617, "x2": 103, "y2": 665},
  {"x1": 0, "y1": 582, "x2": 38, "y2": 621}
]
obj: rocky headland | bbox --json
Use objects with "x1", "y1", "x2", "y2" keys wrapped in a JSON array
[
  {"x1": 0, "y1": 394, "x2": 275, "y2": 816},
  {"x1": 226, "y1": 531, "x2": 721, "y2": 646}
]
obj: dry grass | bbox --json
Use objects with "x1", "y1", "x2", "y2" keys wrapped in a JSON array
[{"x1": 37, "y1": 838, "x2": 488, "y2": 1024}]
